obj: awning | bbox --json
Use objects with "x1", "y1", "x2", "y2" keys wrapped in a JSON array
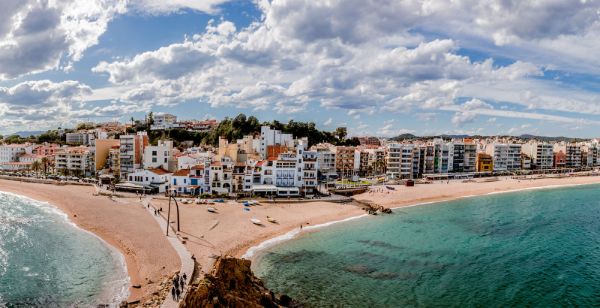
[{"x1": 251, "y1": 185, "x2": 278, "y2": 192}]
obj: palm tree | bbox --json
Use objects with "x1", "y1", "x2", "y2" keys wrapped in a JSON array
[
  {"x1": 31, "y1": 160, "x2": 41, "y2": 178},
  {"x1": 41, "y1": 157, "x2": 49, "y2": 178}
]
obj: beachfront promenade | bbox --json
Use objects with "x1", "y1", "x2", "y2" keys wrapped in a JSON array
[{"x1": 143, "y1": 197, "x2": 194, "y2": 308}]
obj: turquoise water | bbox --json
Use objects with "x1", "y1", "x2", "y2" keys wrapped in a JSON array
[
  {"x1": 254, "y1": 185, "x2": 600, "y2": 307},
  {"x1": 0, "y1": 192, "x2": 129, "y2": 307}
]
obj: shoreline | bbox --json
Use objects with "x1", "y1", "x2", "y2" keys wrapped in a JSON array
[
  {"x1": 0, "y1": 179, "x2": 180, "y2": 305},
  {"x1": 241, "y1": 176, "x2": 600, "y2": 266},
  {"x1": 0, "y1": 190, "x2": 130, "y2": 305},
  {"x1": 3, "y1": 174, "x2": 600, "y2": 305}
]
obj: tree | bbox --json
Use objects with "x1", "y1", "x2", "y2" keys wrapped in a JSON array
[
  {"x1": 335, "y1": 127, "x2": 347, "y2": 141},
  {"x1": 31, "y1": 160, "x2": 41, "y2": 177},
  {"x1": 41, "y1": 157, "x2": 49, "y2": 177},
  {"x1": 147, "y1": 112, "x2": 154, "y2": 128}
]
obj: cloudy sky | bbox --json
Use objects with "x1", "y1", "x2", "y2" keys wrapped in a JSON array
[{"x1": 2, "y1": 0, "x2": 600, "y2": 137}]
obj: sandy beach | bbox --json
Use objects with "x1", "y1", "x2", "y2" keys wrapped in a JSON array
[
  {"x1": 355, "y1": 175, "x2": 600, "y2": 209},
  {"x1": 3, "y1": 174, "x2": 600, "y2": 305},
  {"x1": 0, "y1": 179, "x2": 180, "y2": 304},
  {"x1": 148, "y1": 198, "x2": 365, "y2": 273}
]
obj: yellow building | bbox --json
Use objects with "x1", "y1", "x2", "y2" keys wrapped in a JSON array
[
  {"x1": 476, "y1": 153, "x2": 493, "y2": 172},
  {"x1": 95, "y1": 139, "x2": 120, "y2": 171}
]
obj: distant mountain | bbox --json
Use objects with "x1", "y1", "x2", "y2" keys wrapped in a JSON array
[
  {"x1": 390, "y1": 133, "x2": 590, "y2": 142},
  {"x1": 11, "y1": 131, "x2": 45, "y2": 137}
]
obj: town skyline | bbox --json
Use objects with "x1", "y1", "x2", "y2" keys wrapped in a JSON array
[
  {"x1": 4, "y1": 111, "x2": 600, "y2": 141},
  {"x1": 3, "y1": 1, "x2": 600, "y2": 137}
]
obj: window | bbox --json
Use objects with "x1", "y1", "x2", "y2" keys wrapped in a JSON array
[
  {"x1": 152, "y1": 150, "x2": 157, "y2": 156},
  {"x1": 152, "y1": 158, "x2": 157, "y2": 163}
]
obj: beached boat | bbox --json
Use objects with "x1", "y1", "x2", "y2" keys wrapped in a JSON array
[
  {"x1": 213, "y1": 199, "x2": 225, "y2": 203},
  {"x1": 207, "y1": 207, "x2": 217, "y2": 213},
  {"x1": 267, "y1": 216, "x2": 277, "y2": 223},
  {"x1": 386, "y1": 186, "x2": 396, "y2": 190},
  {"x1": 251, "y1": 218, "x2": 262, "y2": 225}
]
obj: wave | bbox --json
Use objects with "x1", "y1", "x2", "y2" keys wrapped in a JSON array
[
  {"x1": 0, "y1": 191, "x2": 130, "y2": 306},
  {"x1": 243, "y1": 214, "x2": 369, "y2": 259}
]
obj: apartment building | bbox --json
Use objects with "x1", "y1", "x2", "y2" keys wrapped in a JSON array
[
  {"x1": 312, "y1": 144, "x2": 337, "y2": 180},
  {"x1": 433, "y1": 140, "x2": 450, "y2": 173},
  {"x1": 258, "y1": 126, "x2": 293, "y2": 159},
  {"x1": 65, "y1": 132, "x2": 95, "y2": 145},
  {"x1": 0, "y1": 144, "x2": 33, "y2": 163},
  {"x1": 151, "y1": 113, "x2": 179, "y2": 130},
  {"x1": 143, "y1": 140, "x2": 174, "y2": 170},
  {"x1": 55, "y1": 146, "x2": 94, "y2": 177},
  {"x1": 94, "y1": 139, "x2": 120, "y2": 171},
  {"x1": 476, "y1": 153, "x2": 493, "y2": 172},
  {"x1": 119, "y1": 132, "x2": 149, "y2": 178},
  {"x1": 484, "y1": 143, "x2": 521, "y2": 172},
  {"x1": 449, "y1": 142, "x2": 477, "y2": 173},
  {"x1": 553, "y1": 143, "x2": 582, "y2": 168},
  {"x1": 334, "y1": 146, "x2": 357, "y2": 178},
  {"x1": 386, "y1": 143, "x2": 419, "y2": 179},
  {"x1": 521, "y1": 142, "x2": 553, "y2": 169}
]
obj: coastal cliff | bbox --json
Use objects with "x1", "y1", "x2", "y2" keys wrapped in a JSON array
[{"x1": 181, "y1": 256, "x2": 300, "y2": 308}]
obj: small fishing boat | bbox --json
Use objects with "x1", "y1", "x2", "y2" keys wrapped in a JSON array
[
  {"x1": 213, "y1": 199, "x2": 225, "y2": 203},
  {"x1": 207, "y1": 207, "x2": 217, "y2": 213},
  {"x1": 267, "y1": 216, "x2": 277, "y2": 223},
  {"x1": 386, "y1": 186, "x2": 395, "y2": 190},
  {"x1": 251, "y1": 218, "x2": 262, "y2": 225}
]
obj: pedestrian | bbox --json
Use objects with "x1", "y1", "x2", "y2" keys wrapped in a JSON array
[
  {"x1": 171, "y1": 286, "x2": 176, "y2": 301},
  {"x1": 183, "y1": 273, "x2": 187, "y2": 281},
  {"x1": 175, "y1": 287, "x2": 181, "y2": 301},
  {"x1": 180, "y1": 275, "x2": 185, "y2": 289}
]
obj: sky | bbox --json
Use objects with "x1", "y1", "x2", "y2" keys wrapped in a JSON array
[{"x1": 2, "y1": 0, "x2": 600, "y2": 138}]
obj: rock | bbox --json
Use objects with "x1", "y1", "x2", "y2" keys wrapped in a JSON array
[{"x1": 179, "y1": 256, "x2": 300, "y2": 308}]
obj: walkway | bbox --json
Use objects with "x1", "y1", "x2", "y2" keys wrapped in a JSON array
[{"x1": 143, "y1": 197, "x2": 195, "y2": 308}]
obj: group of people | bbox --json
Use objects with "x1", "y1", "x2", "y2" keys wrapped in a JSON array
[{"x1": 171, "y1": 272, "x2": 187, "y2": 301}]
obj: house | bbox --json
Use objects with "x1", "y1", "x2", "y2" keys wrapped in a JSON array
[
  {"x1": 170, "y1": 167, "x2": 208, "y2": 195},
  {"x1": 126, "y1": 168, "x2": 172, "y2": 193},
  {"x1": 143, "y1": 140, "x2": 174, "y2": 170}
]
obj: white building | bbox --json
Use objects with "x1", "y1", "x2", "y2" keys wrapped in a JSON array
[
  {"x1": 386, "y1": 143, "x2": 419, "y2": 179},
  {"x1": 312, "y1": 144, "x2": 337, "y2": 180},
  {"x1": 143, "y1": 140, "x2": 174, "y2": 170},
  {"x1": 0, "y1": 144, "x2": 33, "y2": 163},
  {"x1": 151, "y1": 113, "x2": 179, "y2": 130},
  {"x1": 258, "y1": 126, "x2": 294, "y2": 159},
  {"x1": 170, "y1": 166, "x2": 209, "y2": 195},
  {"x1": 522, "y1": 142, "x2": 553, "y2": 169},
  {"x1": 126, "y1": 168, "x2": 172, "y2": 193},
  {"x1": 120, "y1": 132, "x2": 148, "y2": 178},
  {"x1": 66, "y1": 132, "x2": 95, "y2": 145}
]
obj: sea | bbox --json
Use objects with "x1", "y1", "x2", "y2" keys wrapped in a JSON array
[
  {"x1": 253, "y1": 184, "x2": 600, "y2": 307},
  {"x1": 0, "y1": 192, "x2": 129, "y2": 307}
]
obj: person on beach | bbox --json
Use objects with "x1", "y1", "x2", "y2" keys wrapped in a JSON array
[
  {"x1": 175, "y1": 287, "x2": 181, "y2": 301},
  {"x1": 183, "y1": 273, "x2": 187, "y2": 282},
  {"x1": 171, "y1": 286, "x2": 176, "y2": 301},
  {"x1": 180, "y1": 275, "x2": 185, "y2": 289}
]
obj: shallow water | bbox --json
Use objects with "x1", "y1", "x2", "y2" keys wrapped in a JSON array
[
  {"x1": 0, "y1": 192, "x2": 128, "y2": 307},
  {"x1": 254, "y1": 184, "x2": 600, "y2": 307}
]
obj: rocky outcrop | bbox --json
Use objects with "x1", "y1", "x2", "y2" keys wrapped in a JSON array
[
  {"x1": 181, "y1": 257, "x2": 300, "y2": 308},
  {"x1": 352, "y1": 199, "x2": 393, "y2": 215}
]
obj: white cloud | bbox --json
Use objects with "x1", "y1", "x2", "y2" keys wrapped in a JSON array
[
  {"x1": 130, "y1": 0, "x2": 230, "y2": 15},
  {"x1": 0, "y1": 0, "x2": 126, "y2": 79},
  {"x1": 323, "y1": 118, "x2": 332, "y2": 126}
]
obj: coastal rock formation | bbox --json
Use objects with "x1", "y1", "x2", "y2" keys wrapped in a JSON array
[
  {"x1": 352, "y1": 199, "x2": 393, "y2": 215},
  {"x1": 181, "y1": 256, "x2": 300, "y2": 308}
]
